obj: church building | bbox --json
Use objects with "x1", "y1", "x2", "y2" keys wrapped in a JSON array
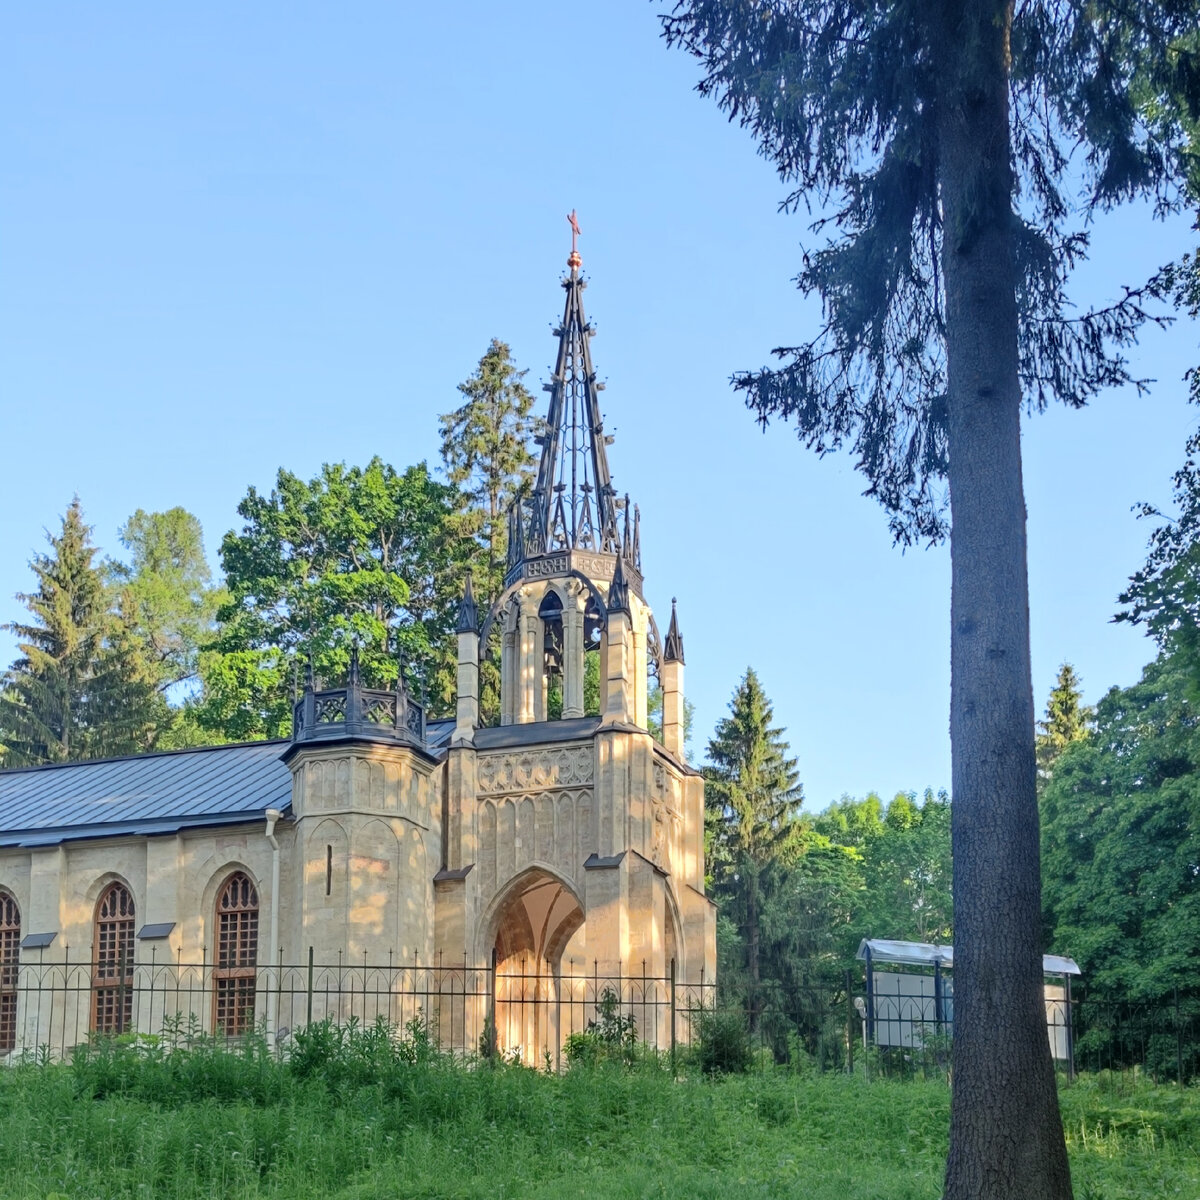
[{"x1": 0, "y1": 239, "x2": 716, "y2": 1060}]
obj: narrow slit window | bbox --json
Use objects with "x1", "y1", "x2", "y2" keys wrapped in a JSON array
[{"x1": 326, "y1": 845, "x2": 333, "y2": 896}]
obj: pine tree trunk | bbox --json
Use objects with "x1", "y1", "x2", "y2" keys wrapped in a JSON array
[{"x1": 935, "y1": 3, "x2": 1072, "y2": 1198}]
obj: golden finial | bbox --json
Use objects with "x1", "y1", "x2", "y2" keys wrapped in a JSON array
[{"x1": 567, "y1": 209, "x2": 582, "y2": 271}]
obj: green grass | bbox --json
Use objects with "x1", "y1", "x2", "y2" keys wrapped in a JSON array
[{"x1": 0, "y1": 1030, "x2": 1196, "y2": 1199}]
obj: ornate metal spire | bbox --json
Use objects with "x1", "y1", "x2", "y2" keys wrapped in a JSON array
[
  {"x1": 503, "y1": 217, "x2": 644, "y2": 598},
  {"x1": 527, "y1": 214, "x2": 623, "y2": 560},
  {"x1": 663, "y1": 598, "x2": 685, "y2": 665}
]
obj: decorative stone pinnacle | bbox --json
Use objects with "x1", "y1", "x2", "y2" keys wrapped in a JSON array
[
  {"x1": 664, "y1": 598, "x2": 685, "y2": 665},
  {"x1": 608, "y1": 555, "x2": 631, "y2": 616},
  {"x1": 457, "y1": 573, "x2": 479, "y2": 635}
]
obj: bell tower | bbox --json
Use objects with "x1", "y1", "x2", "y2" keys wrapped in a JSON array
[{"x1": 437, "y1": 217, "x2": 716, "y2": 1057}]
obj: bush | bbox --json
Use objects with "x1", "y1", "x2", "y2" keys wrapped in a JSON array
[
  {"x1": 564, "y1": 988, "x2": 638, "y2": 1068},
  {"x1": 692, "y1": 1008, "x2": 753, "y2": 1075}
]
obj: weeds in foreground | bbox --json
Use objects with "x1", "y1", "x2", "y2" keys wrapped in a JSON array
[{"x1": 0, "y1": 1025, "x2": 1196, "y2": 1200}]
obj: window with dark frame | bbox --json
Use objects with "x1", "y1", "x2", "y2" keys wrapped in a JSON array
[
  {"x1": 0, "y1": 891, "x2": 19, "y2": 1053},
  {"x1": 213, "y1": 872, "x2": 259, "y2": 1036},
  {"x1": 92, "y1": 882, "x2": 135, "y2": 1035}
]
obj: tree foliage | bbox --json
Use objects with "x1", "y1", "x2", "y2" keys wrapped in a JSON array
[
  {"x1": 439, "y1": 339, "x2": 537, "y2": 605},
  {"x1": 1041, "y1": 654, "x2": 1200, "y2": 1032},
  {"x1": 197, "y1": 459, "x2": 464, "y2": 741},
  {"x1": 661, "y1": 0, "x2": 1189, "y2": 544},
  {"x1": 108, "y1": 507, "x2": 223, "y2": 696},
  {"x1": 439, "y1": 339, "x2": 538, "y2": 724},
  {"x1": 0, "y1": 500, "x2": 161, "y2": 765},
  {"x1": 706, "y1": 669, "x2": 806, "y2": 1026},
  {"x1": 1036, "y1": 663, "x2": 1094, "y2": 779}
]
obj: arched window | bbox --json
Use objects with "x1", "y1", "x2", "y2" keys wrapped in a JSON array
[
  {"x1": 540, "y1": 591, "x2": 564, "y2": 720},
  {"x1": 583, "y1": 595, "x2": 604, "y2": 717},
  {"x1": 213, "y1": 872, "x2": 259, "y2": 1036},
  {"x1": 0, "y1": 891, "x2": 19, "y2": 1053},
  {"x1": 92, "y1": 882, "x2": 135, "y2": 1035}
]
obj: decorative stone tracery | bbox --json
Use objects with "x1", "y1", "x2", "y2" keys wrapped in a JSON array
[{"x1": 476, "y1": 747, "x2": 594, "y2": 796}]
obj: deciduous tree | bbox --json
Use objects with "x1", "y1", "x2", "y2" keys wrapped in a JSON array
[{"x1": 198, "y1": 459, "x2": 463, "y2": 740}]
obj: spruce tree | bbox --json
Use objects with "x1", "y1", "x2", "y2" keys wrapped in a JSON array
[
  {"x1": 662, "y1": 5, "x2": 1193, "y2": 1194},
  {"x1": 0, "y1": 499, "x2": 159, "y2": 766},
  {"x1": 439, "y1": 339, "x2": 537, "y2": 606},
  {"x1": 705, "y1": 668, "x2": 805, "y2": 1029},
  {"x1": 439, "y1": 339, "x2": 538, "y2": 724},
  {"x1": 1036, "y1": 664, "x2": 1094, "y2": 779}
]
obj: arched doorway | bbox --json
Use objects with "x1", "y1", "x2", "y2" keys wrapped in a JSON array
[{"x1": 486, "y1": 868, "x2": 583, "y2": 1063}]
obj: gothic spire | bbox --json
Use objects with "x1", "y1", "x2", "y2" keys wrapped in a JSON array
[
  {"x1": 525, "y1": 212, "x2": 623, "y2": 560},
  {"x1": 663, "y1": 598, "x2": 685, "y2": 665},
  {"x1": 456, "y1": 573, "x2": 478, "y2": 635},
  {"x1": 607, "y1": 555, "x2": 631, "y2": 616}
]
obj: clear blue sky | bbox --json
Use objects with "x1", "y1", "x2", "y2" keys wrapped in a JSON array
[{"x1": 1, "y1": 4, "x2": 1195, "y2": 809}]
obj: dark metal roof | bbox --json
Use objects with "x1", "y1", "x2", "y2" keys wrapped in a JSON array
[
  {"x1": 0, "y1": 740, "x2": 293, "y2": 847},
  {"x1": 426, "y1": 719, "x2": 453, "y2": 750},
  {"x1": 474, "y1": 716, "x2": 599, "y2": 750}
]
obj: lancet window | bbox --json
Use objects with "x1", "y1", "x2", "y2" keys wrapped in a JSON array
[
  {"x1": 92, "y1": 882, "x2": 135, "y2": 1035},
  {"x1": 213, "y1": 872, "x2": 259, "y2": 1036},
  {"x1": 584, "y1": 595, "x2": 603, "y2": 717},
  {"x1": 0, "y1": 891, "x2": 19, "y2": 1053},
  {"x1": 540, "y1": 591, "x2": 565, "y2": 720}
]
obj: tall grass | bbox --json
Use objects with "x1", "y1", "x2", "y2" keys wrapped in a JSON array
[{"x1": 0, "y1": 1024, "x2": 1195, "y2": 1199}]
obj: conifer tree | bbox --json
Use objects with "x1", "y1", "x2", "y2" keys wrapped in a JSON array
[
  {"x1": 439, "y1": 339, "x2": 538, "y2": 724},
  {"x1": 1036, "y1": 664, "x2": 1094, "y2": 779},
  {"x1": 0, "y1": 499, "x2": 160, "y2": 765},
  {"x1": 705, "y1": 668, "x2": 805, "y2": 1028},
  {"x1": 439, "y1": 339, "x2": 537, "y2": 606},
  {"x1": 662, "y1": 5, "x2": 1193, "y2": 1194}
]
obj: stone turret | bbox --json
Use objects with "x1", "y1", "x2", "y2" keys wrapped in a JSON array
[{"x1": 282, "y1": 648, "x2": 439, "y2": 967}]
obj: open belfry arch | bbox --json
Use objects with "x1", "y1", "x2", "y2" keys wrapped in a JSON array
[{"x1": 440, "y1": 219, "x2": 715, "y2": 1050}]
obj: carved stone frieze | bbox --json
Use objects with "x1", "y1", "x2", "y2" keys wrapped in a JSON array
[{"x1": 476, "y1": 746, "x2": 594, "y2": 796}]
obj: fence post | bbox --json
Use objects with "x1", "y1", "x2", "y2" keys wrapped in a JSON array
[
  {"x1": 864, "y1": 945, "x2": 874, "y2": 1047},
  {"x1": 117, "y1": 943, "x2": 128, "y2": 1036},
  {"x1": 1065, "y1": 974, "x2": 1075, "y2": 1083},
  {"x1": 670, "y1": 957, "x2": 677, "y2": 1076},
  {"x1": 845, "y1": 968, "x2": 854, "y2": 1075},
  {"x1": 306, "y1": 946, "x2": 314, "y2": 1027},
  {"x1": 1176, "y1": 987, "x2": 1183, "y2": 1086},
  {"x1": 487, "y1": 946, "x2": 498, "y2": 1058}
]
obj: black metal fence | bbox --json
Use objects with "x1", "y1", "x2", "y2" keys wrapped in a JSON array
[
  {"x1": 0, "y1": 950, "x2": 714, "y2": 1068},
  {"x1": 3, "y1": 951, "x2": 1196, "y2": 1082}
]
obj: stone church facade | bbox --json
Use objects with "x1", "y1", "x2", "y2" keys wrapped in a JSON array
[{"x1": 0, "y1": 246, "x2": 715, "y2": 1060}]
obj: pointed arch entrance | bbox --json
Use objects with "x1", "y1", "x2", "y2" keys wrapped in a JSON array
[{"x1": 483, "y1": 867, "x2": 584, "y2": 1063}]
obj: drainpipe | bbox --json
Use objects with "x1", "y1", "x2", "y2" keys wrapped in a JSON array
[{"x1": 264, "y1": 808, "x2": 283, "y2": 1040}]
